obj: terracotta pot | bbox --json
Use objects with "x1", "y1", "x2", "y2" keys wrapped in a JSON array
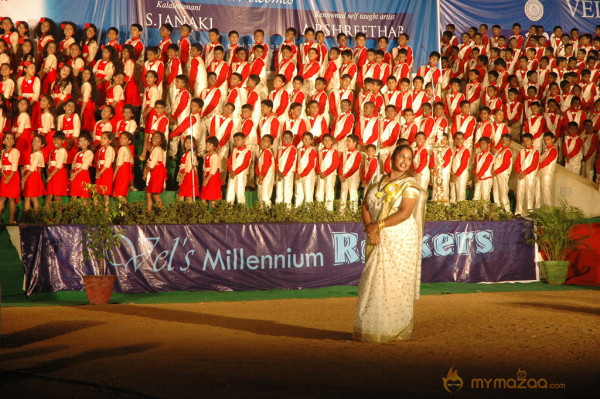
[{"x1": 82, "y1": 275, "x2": 116, "y2": 305}]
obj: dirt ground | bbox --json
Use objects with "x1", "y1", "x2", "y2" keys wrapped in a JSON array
[{"x1": 0, "y1": 290, "x2": 599, "y2": 399}]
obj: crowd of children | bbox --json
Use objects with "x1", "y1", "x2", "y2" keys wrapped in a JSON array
[{"x1": 1, "y1": 16, "x2": 600, "y2": 223}]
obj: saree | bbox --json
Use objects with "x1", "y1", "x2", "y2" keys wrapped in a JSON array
[{"x1": 353, "y1": 175, "x2": 425, "y2": 343}]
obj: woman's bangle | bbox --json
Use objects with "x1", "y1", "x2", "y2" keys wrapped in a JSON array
[{"x1": 378, "y1": 220, "x2": 385, "y2": 231}]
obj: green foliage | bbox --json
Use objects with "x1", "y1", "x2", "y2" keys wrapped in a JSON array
[
  {"x1": 426, "y1": 200, "x2": 514, "y2": 222},
  {"x1": 526, "y1": 201, "x2": 590, "y2": 261},
  {"x1": 68, "y1": 184, "x2": 125, "y2": 276},
  {"x1": 22, "y1": 198, "x2": 512, "y2": 226}
]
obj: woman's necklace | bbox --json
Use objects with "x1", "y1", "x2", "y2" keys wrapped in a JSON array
[{"x1": 375, "y1": 173, "x2": 406, "y2": 201}]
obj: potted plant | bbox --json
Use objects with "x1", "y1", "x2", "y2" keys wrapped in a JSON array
[
  {"x1": 81, "y1": 184, "x2": 123, "y2": 304},
  {"x1": 527, "y1": 202, "x2": 589, "y2": 285}
]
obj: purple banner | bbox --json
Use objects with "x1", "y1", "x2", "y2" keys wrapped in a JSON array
[{"x1": 20, "y1": 220, "x2": 536, "y2": 296}]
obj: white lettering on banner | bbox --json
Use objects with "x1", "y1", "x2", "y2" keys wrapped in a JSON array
[
  {"x1": 332, "y1": 230, "x2": 495, "y2": 266},
  {"x1": 565, "y1": 0, "x2": 600, "y2": 18},
  {"x1": 421, "y1": 230, "x2": 494, "y2": 258},
  {"x1": 146, "y1": 13, "x2": 214, "y2": 29},
  {"x1": 203, "y1": 248, "x2": 324, "y2": 270},
  {"x1": 108, "y1": 234, "x2": 325, "y2": 272}
]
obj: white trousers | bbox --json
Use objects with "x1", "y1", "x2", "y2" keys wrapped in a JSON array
[
  {"x1": 226, "y1": 171, "x2": 248, "y2": 204},
  {"x1": 450, "y1": 172, "x2": 469, "y2": 202},
  {"x1": 316, "y1": 173, "x2": 337, "y2": 211},
  {"x1": 340, "y1": 173, "x2": 360, "y2": 211},
  {"x1": 493, "y1": 173, "x2": 510, "y2": 212},
  {"x1": 565, "y1": 155, "x2": 582, "y2": 175},
  {"x1": 515, "y1": 172, "x2": 537, "y2": 216},
  {"x1": 294, "y1": 172, "x2": 316, "y2": 207},
  {"x1": 535, "y1": 170, "x2": 553, "y2": 208},
  {"x1": 473, "y1": 178, "x2": 493, "y2": 201},
  {"x1": 257, "y1": 174, "x2": 275, "y2": 205},
  {"x1": 582, "y1": 158, "x2": 595, "y2": 181},
  {"x1": 275, "y1": 174, "x2": 294, "y2": 205}
]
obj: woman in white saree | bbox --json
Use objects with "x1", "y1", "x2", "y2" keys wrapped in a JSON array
[{"x1": 354, "y1": 144, "x2": 426, "y2": 343}]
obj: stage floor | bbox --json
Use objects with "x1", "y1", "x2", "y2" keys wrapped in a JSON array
[{"x1": 1, "y1": 290, "x2": 598, "y2": 398}]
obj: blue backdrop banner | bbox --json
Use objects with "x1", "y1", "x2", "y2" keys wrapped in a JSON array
[
  {"x1": 440, "y1": 0, "x2": 600, "y2": 38},
  {"x1": 3, "y1": 0, "x2": 439, "y2": 68},
  {"x1": 20, "y1": 220, "x2": 536, "y2": 296}
]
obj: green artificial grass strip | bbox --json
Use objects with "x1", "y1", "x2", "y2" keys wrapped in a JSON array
[{"x1": 2, "y1": 282, "x2": 598, "y2": 308}]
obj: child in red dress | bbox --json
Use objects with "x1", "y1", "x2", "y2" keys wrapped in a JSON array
[
  {"x1": 0, "y1": 132, "x2": 21, "y2": 223},
  {"x1": 69, "y1": 131, "x2": 94, "y2": 199},
  {"x1": 78, "y1": 67, "x2": 98, "y2": 131},
  {"x1": 105, "y1": 71, "x2": 125, "y2": 129},
  {"x1": 57, "y1": 99, "x2": 81, "y2": 165},
  {"x1": 16, "y1": 60, "x2": 41, "y2": 130},
  {"x1": 143, "y1": 131, "x2": 168, "y2": 211},
  {"x1": 93, "y1": 45, "x2": 117, "y2": 106},
  {"x1": 201, "y1": 136, "x2": 223, "y2": 206},
  {"x1": 112, "y1": 132, "x2": 134, "y2": 202},
  {"x1": 12, "y1": 97, "x2": 33, "y2": 167},
  {"x1": 177, "y1": 136, "x2": 199, "y2": 202},
  {"x1": 121, "y1": 44, "x2": 142, "y2": 108},
  {"x1": 95, "y1": 132, "x2": 116, "y2": 206},
  {"x1": 22, "y1": 135, "x2": 47, "y2": 211},
  {"x1": 39, "y1": 40, "x2": 59, "y2": 95},
  {"x1": 45, "y1": 131, "x2": 69, "y2": 208},
  {"x1": 38, "y1": 94, "x2": 56, "y2": 163}
]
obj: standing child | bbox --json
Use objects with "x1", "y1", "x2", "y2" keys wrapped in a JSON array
[
  {"x1": 294, "y1": 132, "x2": 317, "y2": 207},
  {"x1": 429, "y1": 133, "x2": 453, "y2": 202},
  {"x1": 339, "y1": 134, "x2": 362, "y2": 211},
  {"x1": 473, "y1": 137, "x2": 494, "y2": 201},
  {"x1": 93, "y1": 45, "x2": 117, "y2": 105},
  {"x1": 123, "y1": 24, "x2": 144, "y2": 64},
  {"x1": 514, "y1": 133, "x2": 539, "y2": 216},
  {"x1": 69, "y1": 131, "x2": 94, "y2": 199},
  {"x1": 143, "y1": 132, "x2": 168, "y2": 211},
  {"x1": 201, "y1": 136, "x2": 223, "y2": 206},
  {"x1": 188, "y1": 43, "x2": 207, "y2": 98},
  {"x1": 45, "y1": 131, "x2": 68, "y2": 208},
  {"x1": 361, "y1": 144, "x2": 379, "y2": 187},
  {"x1": 81, "y1": 23, "x2": 98, "y2": 67},
  {"x1": 121, "y1": 45, "x2": 142, "y2": 108},
  {"x1": 0, "y1": 132, "x2": 20, "y2": 223},
  {"x1": 168, "y1": 75, "x2": 191, "y2": 156},
  {"x1": 22, "y1": 135, "x2": 47, "y2": 211},
  {"x1": 112, "y1": 132, "x2": 134, "y2": 202},
  {"x1": 523, "y1": 101, "x2": 546, "y2": 152},
  {"x1": 165, "y1": 44, "x2": 182, "y2": 110},
  {"x1": 78, "y1": 67, "x2": 97, "y2": 131},
  {"x1": 95, "y1": 132, "x2": 115, "y2": 206},
  {"x1": 450, "y1": 132, "x2": 471, "y2": 202},
  {"x1": 581, "y1": 119, "x2": 598, "y2": 181},
  {"x1": 492, "y1": 134, "x2": 513, "y2": 212},
  {"x1": 315, "y1": 134, "x2": 339, "y2": 211},
  {"x1": 275, "y1": 130, "x2": 297, "y2": 205},
  {"x1": 563, "y1": 121, "x2": 583, "y2": 174},
  {"x1": 12, "y1": 97, "x2": 33, "y2": 167},
  {"x1": 17, "y1": 58, "x2": 42, "y2": 126},
  {"x1": 38, "y1": 95, "x2": 56, "y2": 162},
  {"x1": 256, "y1": 135, "x2": 275, "y2": 205},
  {"x1": 412, "y1": 132, "x2": 430, "y2": 218},
  {"x1": 177, "y1": 136, "x2": 200, "y2": 202},
  {"x1": 535, "y1": 132, "x2": 558, "y2": 207},
  {"x1": 226, "y1": 132, "x2": 251, "y2": 204}
]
